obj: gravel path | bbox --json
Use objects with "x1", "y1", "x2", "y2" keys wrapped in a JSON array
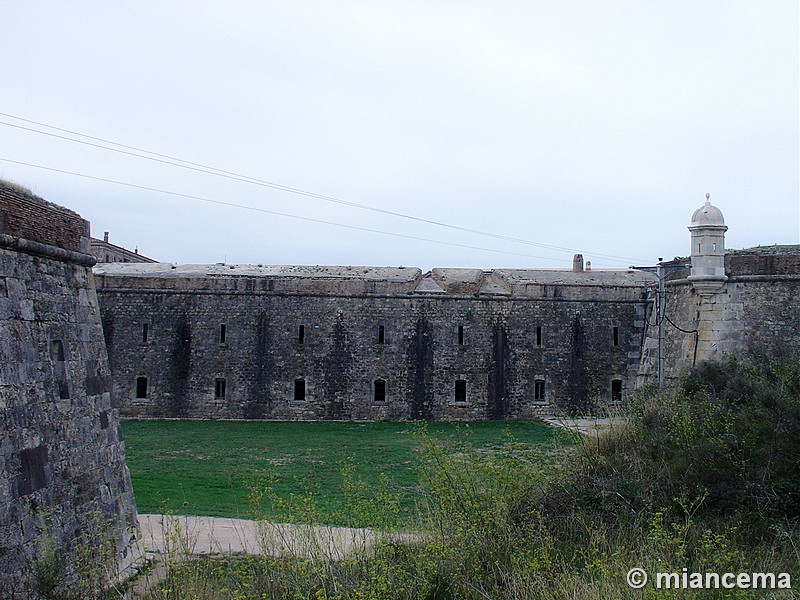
[
  {"x1": 137, "y1": 513, "x2": 416, "y2": 559},
  {"x1": 542, "y1": 416, "x2": 626, "y2": 436}
]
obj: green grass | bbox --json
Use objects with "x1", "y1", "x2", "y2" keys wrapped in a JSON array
[{"x1": 121, "y1": 419, "x2": 565, "y2": 525}]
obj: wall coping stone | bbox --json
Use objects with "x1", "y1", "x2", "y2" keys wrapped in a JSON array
[{"x1": 0, "y1": 233, "x2": 96, "y2": 266}]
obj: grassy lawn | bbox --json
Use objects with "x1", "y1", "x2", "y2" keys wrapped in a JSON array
[{"x1": 121, "y1": 419, "x2": 565, "y2": 526}]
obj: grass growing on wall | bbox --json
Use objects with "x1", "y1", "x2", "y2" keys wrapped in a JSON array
[{"x1": 121, "y1": 419, "x2": 567, "y2": 525}]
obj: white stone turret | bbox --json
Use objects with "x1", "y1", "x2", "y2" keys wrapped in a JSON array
[{"x1": 688, "y1": 194, "x2": 727, "y2": 294}]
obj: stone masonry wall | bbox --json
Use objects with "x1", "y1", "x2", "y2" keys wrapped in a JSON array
[
  {"x1": 638, "y1": 249, "x2": 800, "y2": 386},
  {"x1": 0, "y1": 185, "x2": 137, "y2": 597},
  {"x1": 96, "y1": 267, "x2": 649, "y2": 420}
]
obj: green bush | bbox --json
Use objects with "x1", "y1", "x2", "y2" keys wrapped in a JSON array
[{"x1": 557, "y1": 357, "x2": 800, "y2": 528}]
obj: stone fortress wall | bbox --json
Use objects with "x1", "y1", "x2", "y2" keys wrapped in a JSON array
[
  {"x1": 638, "y1": 247, "x2": 800, "y2": 385},
  {"x1": 96, "y1": 263, "x2": 652, "y2": 420},
  {"x1": 94, "y1": 195, "x2": 800, "y2": 421},
  {"x1": 0, "y1": 184, "x2": 137, "y2": 595}
]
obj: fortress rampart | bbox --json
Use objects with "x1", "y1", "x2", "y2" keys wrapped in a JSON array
[
  {"x1": 638, "y1": 248, "x2": 800, "y2": 385},
  {"x1": 94, "y1": 198, "x2": 800, "y2": 420},
  {"x1": 96, "y1": 265, "x2": 652, "y2": 419},
  {"x1": 0, "y1": 184, "x2": 137, "y2": 596}
]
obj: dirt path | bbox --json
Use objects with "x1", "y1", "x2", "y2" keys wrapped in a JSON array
[
  {"x1": 136, "y1": 513, "x2": 414, "y2": 559},
  {"x1": 125, "y1": 514, "x2": 418, "y2": 598},
  {"x1": 542, "y1": 416, "x2": 626, "y2": 437}
]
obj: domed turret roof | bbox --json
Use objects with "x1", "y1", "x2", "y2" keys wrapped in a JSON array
[{"x1": 690, "y1": 196, "x2": 725, "y2": 227}]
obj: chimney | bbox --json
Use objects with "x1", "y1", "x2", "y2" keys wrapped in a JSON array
[
  {"x1": 103, "y1": 231, "x2": 109, "y2": 243},
  {"x1": 572, "y1": 254, "x2": 584, "y2": 273}
]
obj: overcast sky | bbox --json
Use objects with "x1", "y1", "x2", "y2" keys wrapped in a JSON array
[{"x1": 1, "y1": 1, "x2": 797, "y2": 270}]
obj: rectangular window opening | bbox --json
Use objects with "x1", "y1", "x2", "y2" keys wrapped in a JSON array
[
  {"x1": 374, "y1": 379, "x2": 386, "y2": 402},
  {"x1": 298, "y1": 325, "x2": 305, "y2": 345},
  {"x1": 458, "y1": 325, "x2": 464, "y2": 346},
  {"x1": 534, "y1": 379, "x2": 546, "y2": 401},
  {"x1": 613, "y1": 326, "x2": 619, "y2": 347},
  {"x1": 378, "y1": 325, "x2": 385, "y2": 344},
  {"x1": 215, "y1": 378, "x2": 226, "y2": 399},
  {"x1": 17, "y1": 445, "x2": 48, "y2": 497},
  {"x1": 536, "y1": 326, "x2": 542, "y2": 347},
  {"x1": 294, "y1": 378, "x2": 306, "y2": 401},
  {"x1": 142, "y1": 323, "x2": 149, "y2": 344},
  {"x1": 50, "y1": 340, "x2": 65, "y2": 362},
  {"x1": 454, "y1": 379, "x2": 467, "y2": 402},
  {"x1": 136, "y1": 376, "x2": 148, "y2": 399},
  {"x1": 611, "y1": 379, "x2": 623, "y2": 403},
  {"x1": 219, "y1": 323, "x2": 227, "y2": 344}
]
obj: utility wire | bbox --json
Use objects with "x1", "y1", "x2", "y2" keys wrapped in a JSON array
[
  {"x1": 0, "y1": 112, "x2": 649, "y2": 265},
  {"x1": 0, "y1": 157, "x2": 575, "y2": 262}
]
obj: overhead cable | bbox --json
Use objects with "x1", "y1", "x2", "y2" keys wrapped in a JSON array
[
  {"x1": 0, "y1": 112, "x2": 649, "y2": 265},
  {"x1": 0, "y1": 157, "x2": 576, "y2": 262}
]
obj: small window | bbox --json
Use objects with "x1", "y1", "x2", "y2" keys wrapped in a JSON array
[
  {"x1": 219, "y1": 323, "x2": 227, "y2": 344},
  {"x1": 50, "y1": 340, "x2": 65, "y2": 362},
  {"x1": 536, "y1": 326, "x2": 542, "y2": 347},
  {"x1": 294, "y1": 378, "x2": 306, "y2": 401},
  {"x1": 17, "y1": 445, "x2": 48, "y2": 497},
  {"x1": 611, "y1": 379, "x2": 623, "y2": 403},
  {"x1": 374, "y1": 379, "x2": 386, "y2": 402},
  {"x1": 458, "y1": 326, "x2": 464, "y2": 346},
  {"x1": 612, "y1": 326, "x2": 619, "y2": 347},
  {"x1": 56, "y1": 377, "x2": 69, "y2": 400},
  {"x1": 378, "y1": 325, "x2": 385, "y2": 344},
  {"x1": 135, "y1": 376, "x2": 148, "y2": 399},
  {"x1": 142, "y1": 323, "x2": 149, "y2": 344},
  {"x1": 298, "y1": 325, "x2": 305, "y2": 345},
  {"x1": 215, "y1": 378, "x2": 226, "y2": 399},
  {"x1": 454, "y1": 379, "x2": 467, "y2": 402},
  {"x1": 534, "y1": 379, "x2": 546, "y2": 401}
]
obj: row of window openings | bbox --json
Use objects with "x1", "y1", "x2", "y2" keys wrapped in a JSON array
[
  {"x1": 135, "y1": 376, "x2": 623, "y2": 403},
  {"x1": 135, "y1": 376, "x2": 381, "y2": 402},
  {"x1": 141, "y1": 324, "x2": 622, "y2": 347}
]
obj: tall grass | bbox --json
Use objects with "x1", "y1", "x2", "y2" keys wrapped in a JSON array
[{"x1": 77, "y1": 357, "x2": 800, "y2": 597}]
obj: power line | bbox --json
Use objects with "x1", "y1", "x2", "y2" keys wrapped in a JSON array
[
  {"x1": 0, "y1": 112, "x2": 649, "y2": 265},
  {"x1": 0, "y1": 157, "x2": 574, "y2": 262}
]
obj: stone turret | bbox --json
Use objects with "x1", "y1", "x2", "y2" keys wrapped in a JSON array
[{"x1": 688, "y1": 194, "x2": 727, "y2": 294}]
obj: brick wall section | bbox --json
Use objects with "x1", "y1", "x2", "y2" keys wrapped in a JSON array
[
  {"x1": 0, "y1": 184, "x2": 87, "y2": 252},
  {"x1": 726, "y1": 249, "x2": 800, "y2": 277},
  {"x1": 0, "y1": 193, "x2": 137, "y2": 596}
]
